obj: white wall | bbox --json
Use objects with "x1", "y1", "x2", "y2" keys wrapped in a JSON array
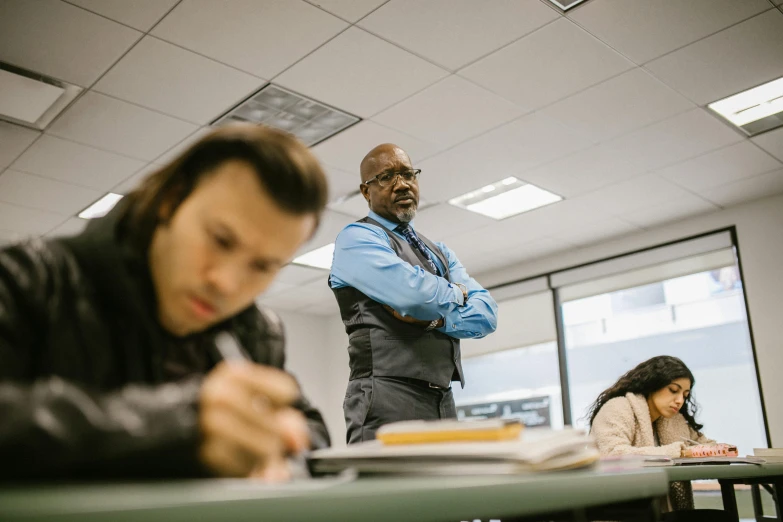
[
  {"x1": 277, "y1": 310, "x2": 349, "y2": 448},
  {"x1": 477, "y1": 193, "x2": 783, "y2": 447}
]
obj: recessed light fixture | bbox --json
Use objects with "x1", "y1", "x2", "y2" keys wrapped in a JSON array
[
  {"x1": 213, "y1": 84, "x2": 360, "y2": 146},
  {"x1": 544, "y1": 0, "x2": 590, "y2": 11},
  {"x1": 0, "y1": 62, "x2": 83, "y2": 130},
  {"x1": 449, "y1": 177, "x2": 562, "y2": 220},
  {"x1": 708, "y1": 76, "x2": 783, "y2": 136},
  {"x1": 78, "y1": 193, "x2": 123, "y2": 220},
  {"x1": 292, "y1": 243, "x2": 335, "y2": 270}
]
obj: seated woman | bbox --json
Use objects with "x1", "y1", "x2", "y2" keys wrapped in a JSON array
[{"x1": 588, "y1": 355, "x2": 732, "y2": 517}]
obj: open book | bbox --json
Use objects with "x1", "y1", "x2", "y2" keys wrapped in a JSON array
[{"x1": 309, "y1": 426, "x2": 599, "y2": 476}]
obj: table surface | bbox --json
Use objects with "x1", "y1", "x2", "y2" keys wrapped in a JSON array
[
  {"x1": 664, "y1": 462, "x2": 783, "y2": 482},
  {"x1": 0, "y1": 468, "x2": 669, "y2": 522}
]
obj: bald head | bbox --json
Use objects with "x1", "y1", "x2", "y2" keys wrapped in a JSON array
[
  {"x1": 360, "y1": 143, "x2": 411, "y2": 183},
  {"x1": 358, "y1": 143, "x2": 419, "y2": 224}
]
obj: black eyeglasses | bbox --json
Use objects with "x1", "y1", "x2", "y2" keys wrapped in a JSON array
[{"x1": 363, "y1": 169, "x2": 421, "y2": 188}]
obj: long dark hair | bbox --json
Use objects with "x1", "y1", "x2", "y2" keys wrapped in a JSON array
[
  {"x1": 120, "y1": 124, "x2": 328, "y2": 252},
  {"x1": 586, "y1": 356, "x2": 703, "y2": 432}
]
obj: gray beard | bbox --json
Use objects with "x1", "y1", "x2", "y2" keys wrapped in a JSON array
[{"x1": 395, "y1": 206, "x2": 417, "y2": 223}]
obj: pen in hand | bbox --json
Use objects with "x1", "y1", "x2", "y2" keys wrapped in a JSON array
[
  {"x1": 214, "y1": 331, "x2": 249, "y2": 362},
  {"x1": 213, "y1": 331, "x2": 311, "y2": 480}
]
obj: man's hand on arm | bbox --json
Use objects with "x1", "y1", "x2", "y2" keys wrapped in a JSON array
[
  {"x1": 198, "y1": 361, "x2": 310, "y2": 480},
  {"x1": 382, "y1": 304, "x2": 444, "y2": 328}
]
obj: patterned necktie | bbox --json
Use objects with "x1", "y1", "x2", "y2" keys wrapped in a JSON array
[{"x1": 396, "y1": 224, "x2": 440, "y2": 275}]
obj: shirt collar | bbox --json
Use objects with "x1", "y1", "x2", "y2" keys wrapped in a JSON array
[{"x1": 368, "y1": 209, "x2": 416, "y2": 233}]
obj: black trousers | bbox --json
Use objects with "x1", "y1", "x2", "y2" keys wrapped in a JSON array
[{"x1": 344, "y1": 376, "x2": 457, "y2": 444}]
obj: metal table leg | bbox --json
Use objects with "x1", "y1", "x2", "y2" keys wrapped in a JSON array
[{"x1": 719, "y1": 480, "x2": 740, "y2": 522}]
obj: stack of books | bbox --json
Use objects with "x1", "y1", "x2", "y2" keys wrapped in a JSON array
[
  {"x1": 309, "y1": 419, "x2": 599, "y2": 476},
  {"x1": 753, "y1": 448, "x2": 783, "y2": 462}
]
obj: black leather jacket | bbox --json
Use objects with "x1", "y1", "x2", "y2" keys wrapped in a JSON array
[{"x1": 0, "y1": 207, "x2": 330, "y2": 480}]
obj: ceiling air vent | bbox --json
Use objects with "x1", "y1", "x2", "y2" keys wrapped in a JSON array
[
  {"x1": 544, "y1": 0, "x2": 590, "y2": 11},
  {"x1": 213, "y1": 84, "x2": 360, "y2": 147}
]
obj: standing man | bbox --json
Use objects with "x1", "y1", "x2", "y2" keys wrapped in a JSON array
[
  {"x1": 330, "y1": 143, "x2": 498, "y2": 443},
  {"x1": 0, "y1": 125, "x2": 330, "y2": 480}
]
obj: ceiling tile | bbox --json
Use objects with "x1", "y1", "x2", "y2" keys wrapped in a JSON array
[
  {"x1": 306, "y1": 0, "x2": 387, "y2": 22},
  {"x1": 154, "y1": 127, "x2": 215, "y2": 165},
  {"x1": 311, "y1": 120, "x2": 438, "y2": 174},
  {"x1": 0, "y1": 201, "x2": 66, "y2": 236},
  {"x1": 152, "y1": 0, "x2": 347, "y2": 78},
  {"x1": 275, "y1": 264, "x2": 328, "y2": 285},
  {"x1": 645, "y1": 10, "x2": 783, "y2": 105},
  {"x1": 701, "y1": 168, "x2": 783, "y2": 208},
  {"x1": 487, "y1": 195, "x2": 614, "y2": 243},
  {"x1": 358, "y1": 0, "x2": 558, "y2": 71},
  {"x1": 542, "y1": 68, "x2": 695, "y2": 142},
  {"x1": 521, "y1": 143, "x2": 646, "y2": 198},
  {"x1": 494, "y1": 236, "x2": 577, "y2": 266},
  {"x1": 412, "y1": 203, "x2": 495, "y2": 241},
  {"x1": 0, "y1": 122, "x2": 39, "y2": 169},
  {"x1": 568, "y1": 0, "x2": 770, "y2": 64},
  {"x1": 551, "y1": 217, "x2": 641, "y2": 247},
  {"x1": 95, "y1": 37, "x2": 263, "y2": 125},
  {"x1": 0, "y1": 0, "x2": 140, "y2": 86},
  {"x1": 111, "y1": 163, "x2": 159, "y2": 195},
  {"x1": 574, "y1": 173, "x2": 695, "y2": 217},
  {"x1": 441, "y1": 224, "x2": 522, "y2": 266},
  {"x1": 372, "y1": 75, "x2": 526, "y2": 149},
  {"x1": 752, "y1": 127, "x2": 783, "y2": 162},
  {"x1": 11, "y1": 135, "x2": 146, "y2": 191},
  {"x1": 297, "y1": 210, "x2": 354, "y2": 254},
  {"x1": 323, "y1": 166, "x2": 360, "y2": 203},
  {"x1": 66, "y1": 0, "x2": 179, "y2": 31},
  {"x1": 276, "y1": 27, "x2": 449, "y2": 117},
  {"x1": 417, "y1": 111, "x2": 595, "y2": 202},
  {"x1": 46, "y1": 217, "x2": 88, "y2": 238},
  {"x1": 0, "y1": 170, "x2": 102, "y2": 216},
  {"x1": 621, "y1": 193, "x2": 718, "y2": 229},
  {"x1": 656, "y1": 141, "x2": 782, "y2": 192},
  {"x1": 603, "y1": 109, "x2": 743, "y2": 171},
  {"x1": 459, "y1": 18, "x2": 633, "y2": 112},
  {"x1": 48, "y1": 92, "x2": 198, "y2": 161}
]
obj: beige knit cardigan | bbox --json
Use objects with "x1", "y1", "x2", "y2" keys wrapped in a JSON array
[{"x1": 591, "y1": 392, "x2": 714, "y2": 458}]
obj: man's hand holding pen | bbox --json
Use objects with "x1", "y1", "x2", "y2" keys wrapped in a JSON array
[{"x1": 198, "y1": 339, "x2": 310, "y2": 480}]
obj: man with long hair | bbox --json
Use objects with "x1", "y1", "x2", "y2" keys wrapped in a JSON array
[{"x1": 0, "y1": 124, "x2": 330, "y2": 479}]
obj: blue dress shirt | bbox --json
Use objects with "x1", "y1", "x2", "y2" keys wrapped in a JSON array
[{"x1": 330, "y1": 210, "x2": 498, "y2": 339}]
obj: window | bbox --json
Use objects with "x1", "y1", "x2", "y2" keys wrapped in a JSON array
[{"x1": 555, "y1": 233, "x2": 767, "y2": 456}]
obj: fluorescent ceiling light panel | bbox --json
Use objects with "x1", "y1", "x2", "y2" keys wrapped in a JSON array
[
  {"x1": 449, "y1": 177, "x2": 562, "y2": 220},
  {"x1": 292, "y1": 243, "x2": 335, "y2": 270},
  {"x1": 78, "y1": 193, "x2": 124, "y2": 220},
  {"x1": 0, "y1": 62, "x2": 83, "y2": 130},
  {"x1": 214, "y1": 84, "x2": 360, "y2": 147},
  {"x1": 708, "y1": 76, "x2": 783, "y2": 136}
]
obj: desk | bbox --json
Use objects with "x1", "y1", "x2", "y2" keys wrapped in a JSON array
[
  {"x1": 665, "y1": 463, "x2": 783, "y2": 521},
  {"x1": 0, "y1": 469, "x2": 669, "y2": 522}
]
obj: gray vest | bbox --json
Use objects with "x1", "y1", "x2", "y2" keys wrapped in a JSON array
[{"x1": 330, "y1": 217, "x2": 464, "y2": 389}]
